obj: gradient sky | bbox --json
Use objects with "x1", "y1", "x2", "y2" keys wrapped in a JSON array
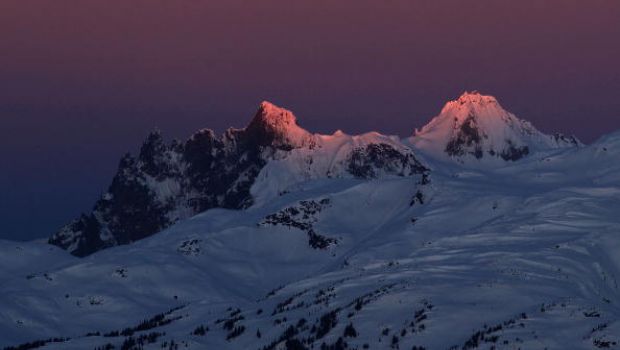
[{"x1": 1, "y1": 0, "x2": 619, "y2": 240}]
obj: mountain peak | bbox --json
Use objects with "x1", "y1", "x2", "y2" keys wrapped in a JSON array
[
  {"x1": 412, "y1": 92, "x2": 581, "y2": 162},
  {"x1": 249, "y1": 101, "x2": 299, "y2": 131},
  {"x1": 245, "y1": 101, "x2": 312, "y2": 149},
  {"x1": 455, "y1": 91, "x2": 498, "y2": 105},
  {"x1": 256, "y1": 100, "x2": 297, "y2": 125},
  {"x1": 438, "y1": 91, "x2": 505, "y2": 122}
]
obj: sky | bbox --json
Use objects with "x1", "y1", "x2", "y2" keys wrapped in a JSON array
[{"x1": 1, "y1": 0, "x2": 619, "y2": 241}]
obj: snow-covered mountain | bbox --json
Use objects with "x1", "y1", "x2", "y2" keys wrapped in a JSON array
[
  {"x1": 49, "y1": 93, "x2": 577, "y2": 257},
  {"x1": 411, "y1": 92, "x2": 581, "y2": 163},
  {"x1": 3, "y1": 93, "x2": 618, "y2": 350},
  {"x1": 49, "y1": 101, "x2": 428, "y2": 257}
]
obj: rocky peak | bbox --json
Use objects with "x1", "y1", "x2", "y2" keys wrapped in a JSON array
[
  {"x1": 252, "y1": 101, "x2": 298, "y2": 130},
  {"x1": 244, "y1": 101, "x2": 312, "y2": 150},
  {"x1": 138, "y1": 130, "x2": 169, "y2": 177}
]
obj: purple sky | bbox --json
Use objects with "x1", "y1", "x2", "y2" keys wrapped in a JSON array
[{"x1": 1, "y1": 0, "x2": 619, "y2": 240}]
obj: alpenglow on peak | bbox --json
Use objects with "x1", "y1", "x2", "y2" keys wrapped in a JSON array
[
  {"x1": 245, "y1": 100, "x2": 312, "y2": 149},
  {"x1": 411, "y1": 92, "x2": 581, "y2": 162}
]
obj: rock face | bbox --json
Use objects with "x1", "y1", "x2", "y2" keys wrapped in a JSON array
[
  {"x1": 244, "y1": 101, "x2": 314, "y2": 149},
  {"x1": 260, "y1": 198, "x2": 337, "y2": 250},
  {"x1": 49, "y1": 102, "x2": 428, "y2": 256},
  {"x1": 411, "y1": 92, "x2": 582, "y2": 163},
  {"x1": 348, "y1": 143, "x2": 427, "y2": 179}
]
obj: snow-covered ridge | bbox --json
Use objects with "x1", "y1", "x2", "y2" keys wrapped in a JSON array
[{"x1": 252, "y1": 129, "x2": 428, "y2": 204}]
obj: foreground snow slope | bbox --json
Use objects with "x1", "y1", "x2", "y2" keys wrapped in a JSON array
[{"x1": 1, "y1": 129, "x2": 619, "y2": 349}]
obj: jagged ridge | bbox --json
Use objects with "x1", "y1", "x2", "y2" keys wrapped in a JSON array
[{"x1": 49, "y1": 102, "x2": 429, "y2": 256}]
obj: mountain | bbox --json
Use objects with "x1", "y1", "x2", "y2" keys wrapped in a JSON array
[
  {"x1": 49, "y1": 101, "x2": 428, "y2": 257},
  {"x1": 411, "y1": 91, "x2": 581, "y2": 163},
  {"x1": 2, "y1": 94, "x2": 620, "y2": 349},
  {"x1": 49, "y1": 93, "x2": 581, "y2": 257},
  {"x1": 2, "y1": 118, "x2": 620, "y2": 349}
]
